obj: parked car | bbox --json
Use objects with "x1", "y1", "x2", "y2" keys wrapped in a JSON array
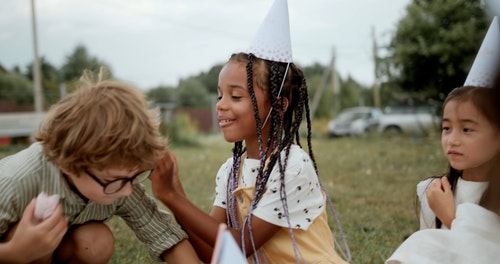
[
  {"x1": 327, "y1": 107, "x2": 383, "y2": 137},
  {"x1": 378, "y1": 105, "x2": 441, "y2": 134}
]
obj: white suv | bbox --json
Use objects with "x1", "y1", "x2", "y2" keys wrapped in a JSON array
[
  {"x1": 378, "y1": 105, "x2": 441, "y2": 134},
  {"x1": 327, "y1": 107, "x2": 383, "y2": 137}
]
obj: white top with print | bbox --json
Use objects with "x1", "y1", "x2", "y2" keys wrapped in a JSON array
[{"x1": 213, "y1": 145, "x2": 325, "y2": 230}]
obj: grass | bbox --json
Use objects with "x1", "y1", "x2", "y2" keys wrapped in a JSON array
[{"x1": 0, "y1": 128, "x2": 447, "y2": 264}]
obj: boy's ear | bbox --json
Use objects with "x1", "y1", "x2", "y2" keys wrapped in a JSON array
[{"x1": 61, "y1": 169, "x2": 78, "y2": 178}]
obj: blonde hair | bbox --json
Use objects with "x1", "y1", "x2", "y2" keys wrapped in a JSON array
[{"x1": 36, "y1": 68, "x2": 167, "y2": 174}]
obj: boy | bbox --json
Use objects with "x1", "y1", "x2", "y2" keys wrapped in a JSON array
[{"x1": 0, "y1": 69, "x2": 199, "y2": 263}]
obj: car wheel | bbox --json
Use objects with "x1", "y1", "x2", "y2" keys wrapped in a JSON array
[{"x1": 383, "y1": 125, "x2": 402, "y2": 135}]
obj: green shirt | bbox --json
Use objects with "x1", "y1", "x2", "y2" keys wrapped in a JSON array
[{"x1": 0, "y1": 142, "x2": 187, "y2": 262}]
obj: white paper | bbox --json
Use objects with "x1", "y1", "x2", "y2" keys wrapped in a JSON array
[
  {"x1": 211, "y1": 224, "x2": 247, "y2": 264},
  {"x1": 34, "y1": 192, "x2": 60, "y2": 221}
]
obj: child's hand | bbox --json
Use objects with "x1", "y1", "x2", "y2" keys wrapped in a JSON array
[
  {"x1": 426, "y1": 177, "x2": 456, "y2": 228},
  {"x1": 149, "y1": 151, "x2": 186, "y2": 202},
  {"x1": 8, "y1": 198, "x2": 68, "y2": 262}
]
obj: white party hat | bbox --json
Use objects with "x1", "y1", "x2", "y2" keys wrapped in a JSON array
[
  {"x1": 247, "y1": 0, "x2": 292, "y2": 63},
  {"x1": 464, "y1": 16, "x2": 500, "y2": 87}
]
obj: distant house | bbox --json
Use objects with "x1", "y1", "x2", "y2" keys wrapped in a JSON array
[
  {"x1": 0, "y1": 100, "x2": 34, "y2": 112},
  {"x1": 174, "y1": 108, "x2": 215, "y2": 133},
  {"x1": 0, "y1": 102, "x2": 217, "y2": 146},
  {"x1": 0, "y1": 111, "x2": 47, "y2": 146},
  {"x1": 0, "y1": 101, "x2": 41, "y2": 145},
  {"x1": 153, "y1": 102, "x2": 216, "y2": 133}
]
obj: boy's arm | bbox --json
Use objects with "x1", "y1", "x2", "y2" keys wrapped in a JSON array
[
  {"x1": 0, "y1": 199, "x2": 68, "y2": 263},
  {"x1": 161, "y1": 239, "x2": 200, "y2": 264}
]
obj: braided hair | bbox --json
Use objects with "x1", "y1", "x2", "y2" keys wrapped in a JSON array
[{"x1": 224, "y1": 52, "x2": 317, "y2": 263}]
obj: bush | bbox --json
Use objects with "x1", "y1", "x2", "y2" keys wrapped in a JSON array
[{"x1": 163, "y1": 113, "x2": 201, "y2": 147}]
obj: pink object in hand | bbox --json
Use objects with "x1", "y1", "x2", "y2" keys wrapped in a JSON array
[{"x1": 34, "y1": 192, "x2": 60, "y2": 221}]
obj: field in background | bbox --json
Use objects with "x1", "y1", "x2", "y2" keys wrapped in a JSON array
[{"x1": 0, "y1": 130, "x2": 447, "y2": 263}]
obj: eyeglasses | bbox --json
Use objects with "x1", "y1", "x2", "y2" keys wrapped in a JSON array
[{"x1": 85, "y1": 169, "x2": 153, "y2": 194}]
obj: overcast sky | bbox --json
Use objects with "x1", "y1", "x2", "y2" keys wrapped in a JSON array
[{"x1": 0, "y1": 0, "x2": 412, "y2": 90}]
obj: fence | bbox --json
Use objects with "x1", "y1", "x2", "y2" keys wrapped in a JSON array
[{"x1": 0, "y1": 112, "x2": 47, "y2": 140}]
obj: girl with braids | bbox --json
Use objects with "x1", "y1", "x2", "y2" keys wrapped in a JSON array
[
  {"x1": 150, "y1": 1, "x2": 349, "y2": 262},
  {"x1": 150, "y1": 52, "x2": 348, "y2": 263}
]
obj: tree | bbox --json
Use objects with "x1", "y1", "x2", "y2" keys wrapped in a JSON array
[
  {"x1": 176, "y1": 78, "x2": 211, "y2": 108},
  {"x1": 304, "y1": 62, "x2": 372, "y2": 118},
  {"x1": 340, "y1": 76, "x2": 369, "y2": 109},
  {"x1": 386, "y1": 0, "x2": 490, "y2": 100},
  {"x1": 25, "y1": 57, "x2": 61, "y2": 105},
  {"x1": 61, "y1": 44, "x2": 112, "y2": 83},
  {"x1": 302, "y1": 62, "x2": 336, "y2": 118},
  {"x1": 305, "y1": 73, "x2": 331, "y2": 118},
  {"x1": 146, "y1": 85, "x2": 177, "y2": 103},
  {"x1": 0, "y1": 72, "x2": 34, "y2": 105},
  {"x1": 302, "y1": 62, "x2": 325, "y2": 79},
  {"x1": 197, "y1": 64, "x2": 224, "y2": 95}
]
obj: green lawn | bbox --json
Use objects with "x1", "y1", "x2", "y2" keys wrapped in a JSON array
[{"x1": 0, "y1": 132, "x2": 447, "y2": 264}]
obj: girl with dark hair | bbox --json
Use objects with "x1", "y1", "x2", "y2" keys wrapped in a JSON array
[
  {"x1": 150, "y1": 52, "x2": 349, "y2": 263},
  {"x1": 387, "y1": 164, "x2": 500, "y2": 264},
  {"x1": 417, "y1": 86, "x2": 500, "y2": 229},
  {"x1": 150, "y1": 0, "x2": 349, "y2": 263},
  {"x1": 417, "y1": 16, "x2": 500, "y2": 230},
  {"x1": 386, "y1": 82, "x2": 500, "y2": 263}
]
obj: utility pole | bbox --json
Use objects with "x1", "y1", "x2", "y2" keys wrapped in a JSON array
[
  {"x1": 310, "y1": 47, "x2": 336, "y2": 117},
  {"x1": 59, "y1": 70, "x2": 67, "y2": 99},
  {"x1": 31, "y1": 0, "x2": 43, "y2": 112},
  {"x1": 372, "y1": 26, "x2": 381, "y2": 109},
  {"x1": 331, "y1": 48, "x2": 340, "y2": 115}
]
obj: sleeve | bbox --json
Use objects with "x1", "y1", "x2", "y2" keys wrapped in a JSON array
[
  {"x1": 252, "y1": 147, "x2": 324, "y2": 230},
  {"x1": 0, "y1": 177, "x2": 22, "y2": 236},
  {"x1": 417, "y1": 178, "x2": 437, "y2": 229},
  {"x1": 0, "y1": 145, "x2": 45, "y2": 237},
  {"x1": 213, "y1": 158, "x2": 233, "y2": 209},
  {"x1": 385, "y1": 229, "x2": 448, "y2": 264},
  {"x1": 115, "y1": 184, "x2": 188, "y2": 262},
  {"x1": 0, "y1": 171, "x2": 40, "y2": 237}
]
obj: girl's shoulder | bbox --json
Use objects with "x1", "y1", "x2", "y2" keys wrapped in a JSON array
[
  {"x1": 217, "y1": 156, "x2": 234, "y2": 173},
  {"x1": 277, "y1": 145, "x2": 317, "y2": 178},
  {"x1": 416, "y1": 175, "x2": 445, "y2": 198},
  {"x1": 417, "y1": 174, "x2": 446, "y2": 187},
  {"x1": 282, "y1": 144, "x2": 309, "y2": 161},
  {"x1": 417, "y1": 177, "x2": 435, "y2": 188}
]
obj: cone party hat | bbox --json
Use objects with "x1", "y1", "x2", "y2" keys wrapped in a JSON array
[
  {"x1": 247, "y1": 0, "x2": 292, "y2": 63},
  {"x1": 464, "y1": 16, "x2": 500, "y2": 87}
]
